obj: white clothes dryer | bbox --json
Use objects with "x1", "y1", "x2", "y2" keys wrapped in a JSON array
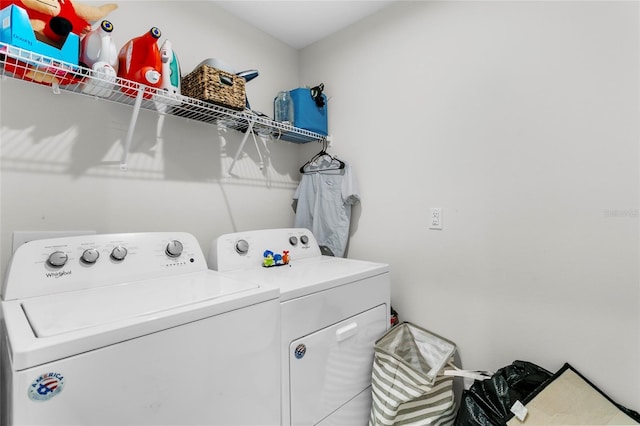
[
  {"x1": 1, "y1": 232, "x2": 280, "y2": 426},
  {"x1": 210, "y1": 228, "x2": 391, "y2": 426}
]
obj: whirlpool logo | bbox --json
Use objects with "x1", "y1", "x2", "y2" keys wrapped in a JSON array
[{"x1": 45, "y1": 270, "x2": 71, "y2": 279}]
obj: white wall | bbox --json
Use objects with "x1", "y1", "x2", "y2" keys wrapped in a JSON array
[
  {"x1": 301, "y1": 1, "x2": 639, "y2": 409},
  {"x1": 0, "y1": 1, "x2": 308, "y2": 275}
]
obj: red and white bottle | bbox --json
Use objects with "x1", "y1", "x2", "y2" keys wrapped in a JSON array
[{"x1": 117, "y1": 27, "x2": 163, "y2": 98}]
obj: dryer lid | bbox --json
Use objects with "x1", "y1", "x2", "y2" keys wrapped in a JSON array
[
  {"x1": 220, "y1": 256, "x2": 389, "y2": 301},
  {"x1": 21, "y1": 270, "x2": 260, "y2": 337}
]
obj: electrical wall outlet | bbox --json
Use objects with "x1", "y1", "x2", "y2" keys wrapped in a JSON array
[
  {"x1": 12, "y1": 230, "x2": 96, "y2": 253},
  {"x1": 429, "y1": 208, "x2": 442, "y2": 230}
]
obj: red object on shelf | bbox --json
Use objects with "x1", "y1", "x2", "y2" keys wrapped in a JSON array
[
  {"x1": 3, "y1": 55, "x2": 82, "y2": 86},
  {"x1": 117, "y1": 27, "x2": 162, "y2": 99},
  {"x1": 0, "y1": 4, "x2": 83, "y2": 86}
]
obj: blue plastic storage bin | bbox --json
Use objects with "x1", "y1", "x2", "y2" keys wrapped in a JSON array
[{"x1": 290, "y1": 88, "x2": 328, "y2": 136}]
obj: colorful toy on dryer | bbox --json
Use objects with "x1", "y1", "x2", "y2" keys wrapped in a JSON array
[
  {"x1": 117, "y1": 26, "x2": 163, "y2": 99},
  {"x1": 262, "y1": 250, "x2": 290, "y2": 267}
]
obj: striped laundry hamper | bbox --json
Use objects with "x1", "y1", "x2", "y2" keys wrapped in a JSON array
[{"x1": 370, "y1": 322, "x2": 481, "y2": 426}]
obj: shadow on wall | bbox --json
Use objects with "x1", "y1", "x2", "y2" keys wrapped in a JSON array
[{"x1": 0, "y1": 79, "x2": 300, "y2": 188}]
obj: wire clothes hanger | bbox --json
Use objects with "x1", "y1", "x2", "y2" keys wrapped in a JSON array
[{"x1": 299, "y1": 138, "x2": 345, "y2": 174}]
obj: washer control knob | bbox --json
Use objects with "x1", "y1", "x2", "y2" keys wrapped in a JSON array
[
  {"x1": 81, "y1": 248, "x2": 100, "y2": 264},
  {"x1": 235, "y1": 239, "x2": 249, "y2": 254},
  {"x1": 289, "y1": 236, "x2": 298, "y2": 246},
  {"x1": 165, "y1": 240, "x2": 183, "y2": 258},
  {"x1": 300, "y1": 235, "x2": 309, "y2": 245},
  {"x1": 47, "y1": 251, "x2": 68, "y2": 267},
  {"x1": 110, "y1": 246, "x2": 128, "y2": 261}
]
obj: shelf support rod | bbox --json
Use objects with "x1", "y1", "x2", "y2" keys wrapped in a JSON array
[
  {"x1": 120, "y1": 86, "x2": 145, "y2": 171},
  {"x1": 227, "y1": 117, "x2": 255, "y2": 177}
]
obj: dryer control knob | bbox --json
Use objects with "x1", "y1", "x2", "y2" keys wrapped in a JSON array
[
  {"x1": 289, "y1": 236, "x2": 298, "y2": 246},
  {"x1": 166, "y1": 240, "x2": 183, "y2": 258},
  {"x1": 47, "y1": 251, "x2": 68, "y2": 267},
  {"x1": 300, "y1": 235, "x2": 309, "y2": 245},
  {"x1": 81, "y1": 248, "x2": 100, "y2": 264},
  {"x1": 235, "y1": 239, "x2": 249, "y2": 254},
  {"x1": 110, "y1": 246, "x2": 128, "y2": 261}
]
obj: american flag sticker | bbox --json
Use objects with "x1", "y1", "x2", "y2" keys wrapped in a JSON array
[{"x1": 28, "y1": 372, "x2": 65, "y2": 402}]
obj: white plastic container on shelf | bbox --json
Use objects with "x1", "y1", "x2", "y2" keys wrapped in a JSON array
[{"x1": 80, "y1": 20, "x2": 118, "y2": 97}]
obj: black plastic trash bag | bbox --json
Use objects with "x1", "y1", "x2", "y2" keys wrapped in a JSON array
[{"x1": 455, "y1": 360, "x2": 552, "y2": 426}]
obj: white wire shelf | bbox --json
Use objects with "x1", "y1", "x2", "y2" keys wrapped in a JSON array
[{"x1": 0, "y1": 42, "x2": 325, "y2": 170}]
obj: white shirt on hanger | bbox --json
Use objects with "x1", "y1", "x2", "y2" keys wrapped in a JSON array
[{"x1": 293, "y1": 160, "x2": 360, "y2": 257}]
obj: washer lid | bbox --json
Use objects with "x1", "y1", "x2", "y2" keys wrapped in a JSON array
[{"x1": 21, "y1": 270, "x2": 260, "y2": 337}]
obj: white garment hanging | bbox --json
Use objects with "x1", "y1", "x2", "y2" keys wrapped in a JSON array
[{"x1": 293, "y1": 159, "x2": 359, "y2": 257}]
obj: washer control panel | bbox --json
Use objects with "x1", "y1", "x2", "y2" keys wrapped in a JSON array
[
  {"x1": 210, "y1": 228, "x2": 323, "y2": 272},
  {"x1": 3, "y1": 232, "x2": 206, "y2": 300}
]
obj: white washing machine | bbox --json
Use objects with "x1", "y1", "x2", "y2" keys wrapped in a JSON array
[
  {"x1": 1, "y1": 232, "x2": 281, "y2": 426},
  {"x1": 209, "y1": 228, "x2": 390, "y2": 426}
]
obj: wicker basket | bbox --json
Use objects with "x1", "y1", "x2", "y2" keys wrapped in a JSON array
[{"x1": 181, "y1": 65, "x2": 246, "y2": 110}]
